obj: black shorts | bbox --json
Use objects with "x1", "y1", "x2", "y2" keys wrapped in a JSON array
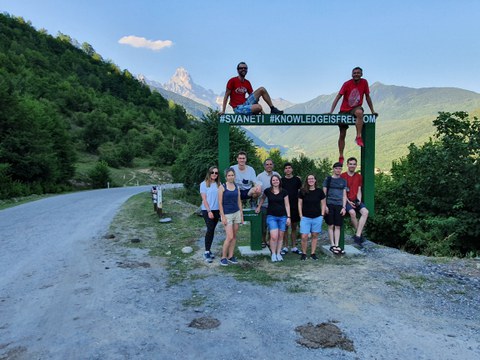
[
  {"x1": 338, "y1": 107, "x2": 364, "y2": 129},
  {"x1": 240, "y1": 189, "x2": 251, "y2": 200},
  {"x1": 325, "y1": 204, "x2": 345, "y2": 227}
]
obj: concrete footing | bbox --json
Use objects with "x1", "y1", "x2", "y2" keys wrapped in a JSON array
[{"x1": 320, "y1": 244, "x2": 365, "y2": 257}]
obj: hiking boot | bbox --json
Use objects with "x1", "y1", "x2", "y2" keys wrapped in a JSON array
[
  {"x1": 300, "y1": 254, "x2": 307, "y2": 261},
  {"x1": 204, "y1": 252, "x2": 213, "y2": 263},
  {"x1": 220, "y1": 258, "x2": 228, "y2": 266},
  {"x1": 227, "y1": 256, "x2": 238, "y2": 264},
  {"x1": 355, "y1": 136, "x2": 364, "y2": 147},
  {"x1": 209, "y1": 251, "x2": 215, "y2": 259},
  {"x1": 310, "y1": 253, "x2": 319, "y2": 260},
  {"x1": 270, "y1": 106, "x2": 284, "y2": 115}
]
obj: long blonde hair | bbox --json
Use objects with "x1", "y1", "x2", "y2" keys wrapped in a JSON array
[{"x1": 204, "y1": 166, "x2": 220, "y2": 187}]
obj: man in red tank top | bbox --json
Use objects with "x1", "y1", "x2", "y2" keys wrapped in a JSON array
[
  {"x1": 340, "y1": 157, "x2": 369, "y2": 246},
  {"x1": 329, "y1": 67, "x2": 378, "y2": 164}
]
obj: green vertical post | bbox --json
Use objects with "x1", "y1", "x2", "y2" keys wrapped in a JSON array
[
  {"x1": 361, "y1": 121, "x2": 376, "y2": 217},
  {"x1": 243, "y1": 209, "x2": 263, "y2": 250},
  {"x1": 218, "y1": 122, "x2": 230, "y2": 183}
]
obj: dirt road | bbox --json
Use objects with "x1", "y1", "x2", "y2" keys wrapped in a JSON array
[{"x1": 0, "y1": 187, "x2": 479, "y2": 359}]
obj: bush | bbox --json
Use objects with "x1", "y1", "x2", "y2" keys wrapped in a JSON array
[
  {"x1": 369, "y1": 112, "x2": 480, "y2": 256},
  {"x1": 88, "y1": 160, "x2": 112, "y2": 188}
]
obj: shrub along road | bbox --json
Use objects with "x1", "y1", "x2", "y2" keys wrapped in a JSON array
[{"x1": 0, "y1": 187, "x2": 479, "y2": 359}]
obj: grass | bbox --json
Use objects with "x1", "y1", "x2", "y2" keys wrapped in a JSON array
[
  {"x1": 399, "y1": 274, "x2": 428, "y2": 288},
  {"x1": 109, "y1": 188, "x2": 204, "y2": 286},
  {"x1": 181, "y1": 289, "x2": 207, "y2": 307}
]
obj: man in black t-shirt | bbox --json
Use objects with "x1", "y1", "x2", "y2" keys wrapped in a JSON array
[{"x1": 281, "y1": 162, "x2": 302, "y2": 254}]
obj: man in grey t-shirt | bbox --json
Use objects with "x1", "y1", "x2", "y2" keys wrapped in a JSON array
[
  {"x1": 323, "y1": 162, "x2": 347, "y2": 255},
  {"x1": 231, "y1": 151, "x2": 261, "y2": 202}
]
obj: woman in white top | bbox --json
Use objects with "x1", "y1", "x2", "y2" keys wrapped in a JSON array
[{"x1": 200, "y1": 166, "x2": 220, "y2": 263}]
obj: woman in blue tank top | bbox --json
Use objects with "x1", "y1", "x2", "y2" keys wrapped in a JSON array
[{"x1": 218, "y1": 167, "x2": 244, "y2": 266}]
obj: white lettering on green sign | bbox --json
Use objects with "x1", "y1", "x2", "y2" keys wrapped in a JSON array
[{"x1": 219, "y1": 114, "x2": 376, "y2": 125}]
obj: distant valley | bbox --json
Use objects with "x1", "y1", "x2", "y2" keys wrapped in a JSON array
[{"x1": 143, "y1": 68, "x2": 480, "y2": 170}]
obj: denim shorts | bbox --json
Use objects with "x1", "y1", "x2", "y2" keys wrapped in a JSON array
[
  {"x1": 346, "y1": 201, "x2": 366, "y2": 213},
  {"x1": 234, "y1": 93, "x2": 258, "y2": 115},
  {"x1": 300, "y1": 215, "x2": 323, "y2": 234},
  {"x1": 266, "y1": 215, "x2": 287, "y2": 231}
]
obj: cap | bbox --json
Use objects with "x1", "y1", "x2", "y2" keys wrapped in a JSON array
[{"x1": 332, "y1": 162, "x2": 343, "y2": 168}]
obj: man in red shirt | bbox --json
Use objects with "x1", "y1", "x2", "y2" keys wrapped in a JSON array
[
  {"x1": 330, "y1": 67, "x2": 378, "y2": 164},
  {"x1": 340, "y1": 157, "x2": 369, "y2": 246},
  {"x1": 220, "y1": 62, "x2": 283, "y2": 115}
]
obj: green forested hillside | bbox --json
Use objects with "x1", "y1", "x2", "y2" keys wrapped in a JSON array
[
  {"x1": 0, "y1": 14, "x2": 194, "y2": 198},
  {"x1": 251, "y1": 83, "x2": 480, "y2": 170}
]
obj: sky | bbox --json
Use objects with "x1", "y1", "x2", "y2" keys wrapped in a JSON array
[{"x1": 2, "y1": 0, "x2": 480, "y2": 104}]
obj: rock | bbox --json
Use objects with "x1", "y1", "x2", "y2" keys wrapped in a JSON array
[{"x1": 182, "y1": 246, "x2": 193, "y2": 254}]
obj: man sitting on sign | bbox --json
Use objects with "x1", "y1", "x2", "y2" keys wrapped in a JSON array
[
  {"x1": 220, "y1": 62, "x2": 284, "y2": 115},
  {"x1": 329, "y1": 66, "x2": 378, "y2": 164}
]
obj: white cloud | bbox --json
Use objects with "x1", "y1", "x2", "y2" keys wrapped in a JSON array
[{"x1": 118, "y1": 35, "x2": 173, "y2": 51}]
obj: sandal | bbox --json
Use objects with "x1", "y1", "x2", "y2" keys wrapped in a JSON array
[
  {"x1": 329, "y1": 246, "x2": 336, "y2": 254},
  {"x1": 334, "y1": 246, "x2": 345, "y2": 255}
]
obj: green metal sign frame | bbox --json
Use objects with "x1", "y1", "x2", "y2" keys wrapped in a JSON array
[{"x1": 218, "y1": 113, "x2": 376, "y2": 250}]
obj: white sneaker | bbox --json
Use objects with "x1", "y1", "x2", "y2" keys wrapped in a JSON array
[
  {"x1": 277, "y1": 253, "x2": 283, "y2": 261},
  {"x1": 271, "y1": 254, "x2": 277, "y2": 262}
]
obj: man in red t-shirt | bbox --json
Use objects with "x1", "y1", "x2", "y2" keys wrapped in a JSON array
[
  {"x1": 220, "y1": 62, "x2": 283, "y2": 115},
  {"x1": 340, "y1": 157, "x2": 369, "y2": 246},
  {"x1": 330, "y1": 67, "x2": 378, "y2": 164}
]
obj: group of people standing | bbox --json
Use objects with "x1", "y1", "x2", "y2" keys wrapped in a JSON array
[{"x1": 199, "y1": 152, "x2": 369, "y2": 265}]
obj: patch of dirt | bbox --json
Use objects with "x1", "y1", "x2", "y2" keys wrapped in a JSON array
[
  {"x1": 188, "y1": 316, "x2": 221, "y2": 330},
  {"x1": 295, "y1": 322, "x2": 355, "y2": 352},
  {"x1": 116, "y1": 261, "x2": 151, "y2": 269}
]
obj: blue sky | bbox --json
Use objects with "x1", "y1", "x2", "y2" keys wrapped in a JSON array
[{"x1": 2, "y1": 0, "x2": 480, "y2": 103}]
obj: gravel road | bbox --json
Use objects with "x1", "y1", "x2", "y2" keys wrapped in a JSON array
[{"x1": 1, "y1": 186, "x2": 479, "y2": 360}]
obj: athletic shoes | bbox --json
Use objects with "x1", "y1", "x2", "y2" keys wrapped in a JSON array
[
  {"x1": 270, "y1": 106, "x2": 284, "y2": 115},
  {"x1": 280, "y1": 247, "x2": 288, "y2": 255},
  {"x1": 228, "y1": 256, "x2": 238, "y2": 264},
  {"x1": 276, "y1": 253, "x2": 284, "y2": 261},
  {"x1": 292, "y1": 247, "x2": 302, "y2": 255},
  {"x1": 310, "y1": 253, "x2": 319, "y2": 260},
  {"x1": 339, "y1": 156, "x2": 345, "y2": 165},
  {"x1": 300, "y1": 254, "x2": 307, "y2": 261},
  {"x1": 271, "y1": 254, "x2": 278, "y2": 262},
  {"x1": 209, "y1": 251, "x2": 215, "y2": 259},
  {"x1": 355, "y1": 136, "x2": 364, "y2": 147},
  {"x1": 204, "y1": 252, "x2": 213, "y2": 263},
  {"x1": 353, "y1": 235, "x2": 363, "y2": 246},
  {"x1": 220, "y1": 258, "x2": 228, "y2": 266}
]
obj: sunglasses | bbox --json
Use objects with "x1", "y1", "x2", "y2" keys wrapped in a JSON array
[
  {"x1": 210, "y1": 171, "x2": 218, "y2": 174},
  {"x1": 237, "y1": 67, "x2": 248, "y2": 70}
]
